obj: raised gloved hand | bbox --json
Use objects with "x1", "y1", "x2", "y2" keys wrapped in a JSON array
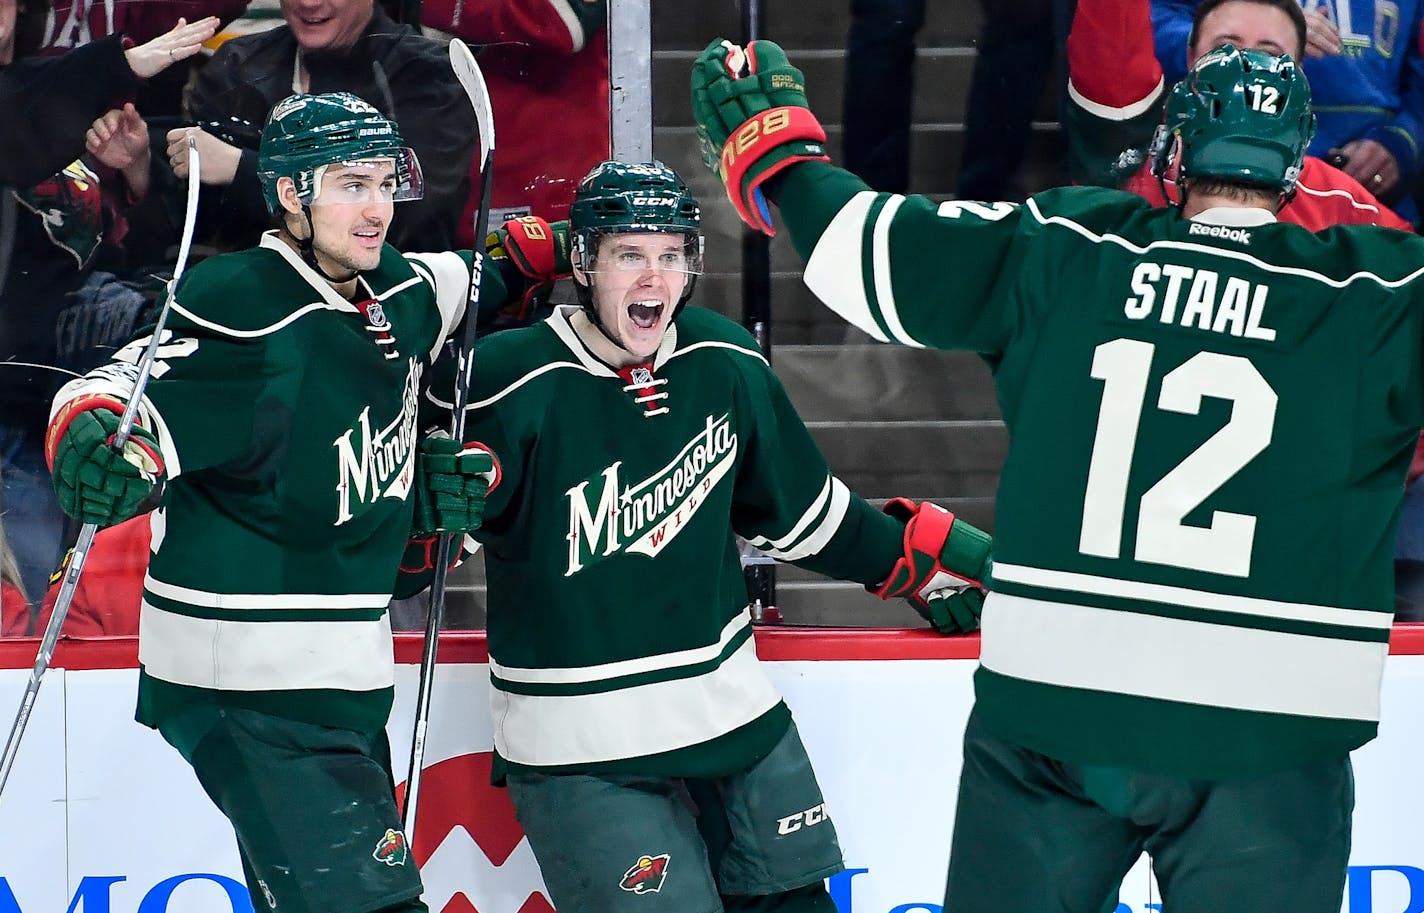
[
  {"x1": 870, "y1": 499, "x2": 992, "y2": 635},
  {"x1": 45, "y1": 395, "x2": 166, "y2": 527},
  {"x1": 486, "y1": 215, "x2": 572, "y2": 319},
  {"x1": 690, "y1": 38, "x2": 830, "y2": 235},
  {"x1": 412, "y1": 433, "x2": 497, "y2": 536}
]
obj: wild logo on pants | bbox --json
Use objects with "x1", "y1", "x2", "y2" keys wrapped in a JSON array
[
  {"x1": 373, "y1": 828, "x2": 410, "y2": 866},
  {"x1": 619, "y1": 853, "x2": 670, "y2": 894}
]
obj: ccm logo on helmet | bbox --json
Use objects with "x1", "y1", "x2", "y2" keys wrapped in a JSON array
[
  {"x1": 777, "y1": 803, "x2": 828, "y2": 835},
  {"x1": 1188, "y1": 222, "x2": 1252, "y2": 245}
]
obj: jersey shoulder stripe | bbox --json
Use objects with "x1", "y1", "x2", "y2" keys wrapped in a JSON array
[
  {"x1": 170, "y1": 239, "x2": 353, "y2": 338},
  {"x1": 1024, "y1": 195, "x2": 1424, "y2": 286}
]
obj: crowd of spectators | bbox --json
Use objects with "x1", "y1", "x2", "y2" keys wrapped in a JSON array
[{"x1": 6, "y1": 0, "x2": 1424, "y2": 638}]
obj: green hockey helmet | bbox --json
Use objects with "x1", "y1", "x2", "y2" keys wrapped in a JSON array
[
  {"x1": 257, "y1": 92, "x2": 424, "y2": 214},
  {"x1": 1149, "y1": 45, "x2": 1315, "y2": 197},
  {"x1": 570, "y1": 160, "x2": 704, "y2": 275}
]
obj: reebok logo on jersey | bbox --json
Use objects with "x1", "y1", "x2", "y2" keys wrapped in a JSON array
[
  {"x1": 564, "y1": 413, "x2": 738, "y2": 575},
  {"x1": 619, "y1": 854, "x2": 670, "y2": 894},
  {"x1": 1188, "y1": 222, "x2": 1252, "y2": 245}
]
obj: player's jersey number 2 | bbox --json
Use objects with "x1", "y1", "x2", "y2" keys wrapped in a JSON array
[{"x1": 1079, "y1": 338, "x2": 1277, "y2": 577}]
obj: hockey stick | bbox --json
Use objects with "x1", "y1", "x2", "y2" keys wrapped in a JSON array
[
  {"x1": 0, "y1": 137, "x2": 203, "y2": 801},
  {"x1": 402, "y1": 38, "x2": 495, "y2": 839}
]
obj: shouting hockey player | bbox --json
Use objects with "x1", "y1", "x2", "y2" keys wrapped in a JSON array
[
  {"x1": 693, "y1": 38, "x2": 1424, "y2": 913},
  {"x1": 431, "y1": 159, "x2": 992, "y2": 913},
  {"x1": 44, "y1": 93, "x2": 504, "y2": 913}
]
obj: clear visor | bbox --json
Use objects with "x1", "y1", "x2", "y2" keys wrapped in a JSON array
[
  {"x1": 579, "y1": 232, "x2": 705, "y2": 277},
  {"x1": 303, "y1": 150, "x2": 424, "y2": 206}
]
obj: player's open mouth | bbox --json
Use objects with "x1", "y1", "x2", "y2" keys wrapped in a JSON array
[
  {"x1": 299, "y1": 15, "x2": 331, "y2": 25},
  {"x1": 628, "y1": 302, "x2": 663, "y2": 330}
]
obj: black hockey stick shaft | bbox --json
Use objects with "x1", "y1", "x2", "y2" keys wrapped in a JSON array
[
  {"x1": 0, "y1": 138, "x2": 203, "y2": 801},
  {"x1": 403, "y1": 38, "x2": 494, "y2": 840}
]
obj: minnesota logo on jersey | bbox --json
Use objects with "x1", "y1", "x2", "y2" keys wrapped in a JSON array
[
  {"x1": 564, "y1": 413, "x2": 738, "y2": 575},
  {"x1": 333, "y1": 358, "x2": 421, "y2": 524}
]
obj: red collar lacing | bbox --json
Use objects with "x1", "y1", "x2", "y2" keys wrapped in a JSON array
[{"x1": 617, "y1": 363, "x2": 669, "y2": 417}]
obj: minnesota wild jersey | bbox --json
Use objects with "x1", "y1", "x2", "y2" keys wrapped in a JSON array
[
  {"x1": 51, "y1": 232, "x2": 505, "y2": 733},
  {"x1": 445, "y1": 304, "x2": 902, "y2": 776},
  {"x1": 777, "y1": 161, "x2": 1424, "y2": 778}
]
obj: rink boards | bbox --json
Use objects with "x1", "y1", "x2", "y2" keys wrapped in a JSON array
[{"x1": 2, "y1": 627, "x2": 1424, "y2": 913}]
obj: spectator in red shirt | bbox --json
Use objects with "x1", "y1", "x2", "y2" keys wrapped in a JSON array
[
  {"x1": 33, "y1": 514, "x2": 149, "y2": 638},
  {"x1": 421, "y1": 0, "x2": 609, "y2": 239}
]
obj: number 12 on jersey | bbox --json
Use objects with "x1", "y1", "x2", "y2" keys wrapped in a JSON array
[{"x1": 1079, "y1": 338, "x2": 1277, "y2": 578}]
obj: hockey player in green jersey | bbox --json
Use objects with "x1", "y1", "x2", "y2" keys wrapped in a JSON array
[
  {"x1": 44, "y1": 93, "x2": 504, "y2": 913},
  {"x1": 433, "y1": 159, "x2": 993, "y2": 913},
  {"x1": 692, "y1": 39, "x2": 1424, "y2": 913}
]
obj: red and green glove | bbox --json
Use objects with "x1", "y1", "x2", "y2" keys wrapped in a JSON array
[
  {"x1": 690, "y1": 38, "x2": 831, "y2": 235},
  {"x1": 871, "y1": 499, "x2": 993, "y2": 635},
  {"x1": 45, "y1": 394, "x2": 166, "y2": 527},
  {"x1": 486, "y1": 215, "x2": 572, "y2": 319}
]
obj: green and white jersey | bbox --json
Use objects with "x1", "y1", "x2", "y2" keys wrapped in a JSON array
[
  {"x1": 446, "y1": 304, "x2": 902, "y2": 776},
  {"x1": 52, "y1": 232, "x2": 503, "y2": 733},
  {"x1": 777, "y1": 161, "x2": 1424, "y2": 779}
]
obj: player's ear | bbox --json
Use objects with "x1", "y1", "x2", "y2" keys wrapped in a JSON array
[
  {"x1": 572, "y1": 264, "x2": 591, "y2": 288},
  {"x1": 277, "y1": 177, "x2": 303, "y2": 216}
]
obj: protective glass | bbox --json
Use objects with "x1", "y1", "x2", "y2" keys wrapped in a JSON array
[
  {"x1": 580, "y1": 233, "x2": 705, "y2": 277},
  {"x1": 304, "y1": 151, "x2": 424, "y2": 206}
]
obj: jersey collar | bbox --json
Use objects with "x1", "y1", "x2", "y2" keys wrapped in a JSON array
[
  {"x1": 259, "y1": 231, "x2": 368, "y2": 313},
  {"x1": 547, "y1": 305, "x2": 680, "y2": 375},
  {"x1": 1189, "y1": 206, "x2": 1278, "y2": 227}
]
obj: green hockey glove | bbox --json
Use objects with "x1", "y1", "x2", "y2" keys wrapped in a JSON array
[
  {"x1": 486, "y1": 216, "x2": 572, "y2": 319},
  {"x1": 412, "y1": 433, "x2": 498, "y2": 536},
  {"x1": 870, "y1": 499, "x2": 992, "y2": 634},
  {"x1": 690, "y1": 38, "x2": 830, "y2": 235},
  {"x1": 45, "y1": 394, "x2": 166, "y2": 527}
]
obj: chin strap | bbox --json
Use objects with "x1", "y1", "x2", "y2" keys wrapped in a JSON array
[{"x1": 295, "y1": 205, "x2": 359, "y2": 285}]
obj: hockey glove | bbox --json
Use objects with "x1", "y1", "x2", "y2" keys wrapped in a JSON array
[
  {"x1": 45, "y1": 395, "x2": 166, "y2": 527},
  {"x1": 412, "y1": 433, "x2": 497, "y2": 536},
  {"x1": 871, "y1": 499, "x2": 992, "y2": 635},
  {"x1": 690, "y1": 38, "x2": 830, "y2": 235},
  {"x1": 486, "y1": 216, "x2": 572, "y2": 319}
]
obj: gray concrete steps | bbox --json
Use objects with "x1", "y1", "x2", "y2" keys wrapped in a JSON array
[
  {"x1": 651, "y1": 2, "x2": 984, "y2": 52},
  {"x1": 656, "y1": 48, "x2": 1061, "y2": 129},
  {"x1": 656, "y1": 47, "x2": 997, "y2": 128},
  {"x1": 773, "y1": 345, "x2": 999, "y2": 422},
  {"x1": 808, "y1": 419, "x2": 1005, "y2": 501},
  {"x1": 656, "y1": 115, "x2": 1066, "y2": 203}
]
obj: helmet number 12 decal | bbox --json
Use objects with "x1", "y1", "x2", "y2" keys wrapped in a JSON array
[{"x1": 1247, "y1": 83, "x2": 1282, "y2": 115}]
